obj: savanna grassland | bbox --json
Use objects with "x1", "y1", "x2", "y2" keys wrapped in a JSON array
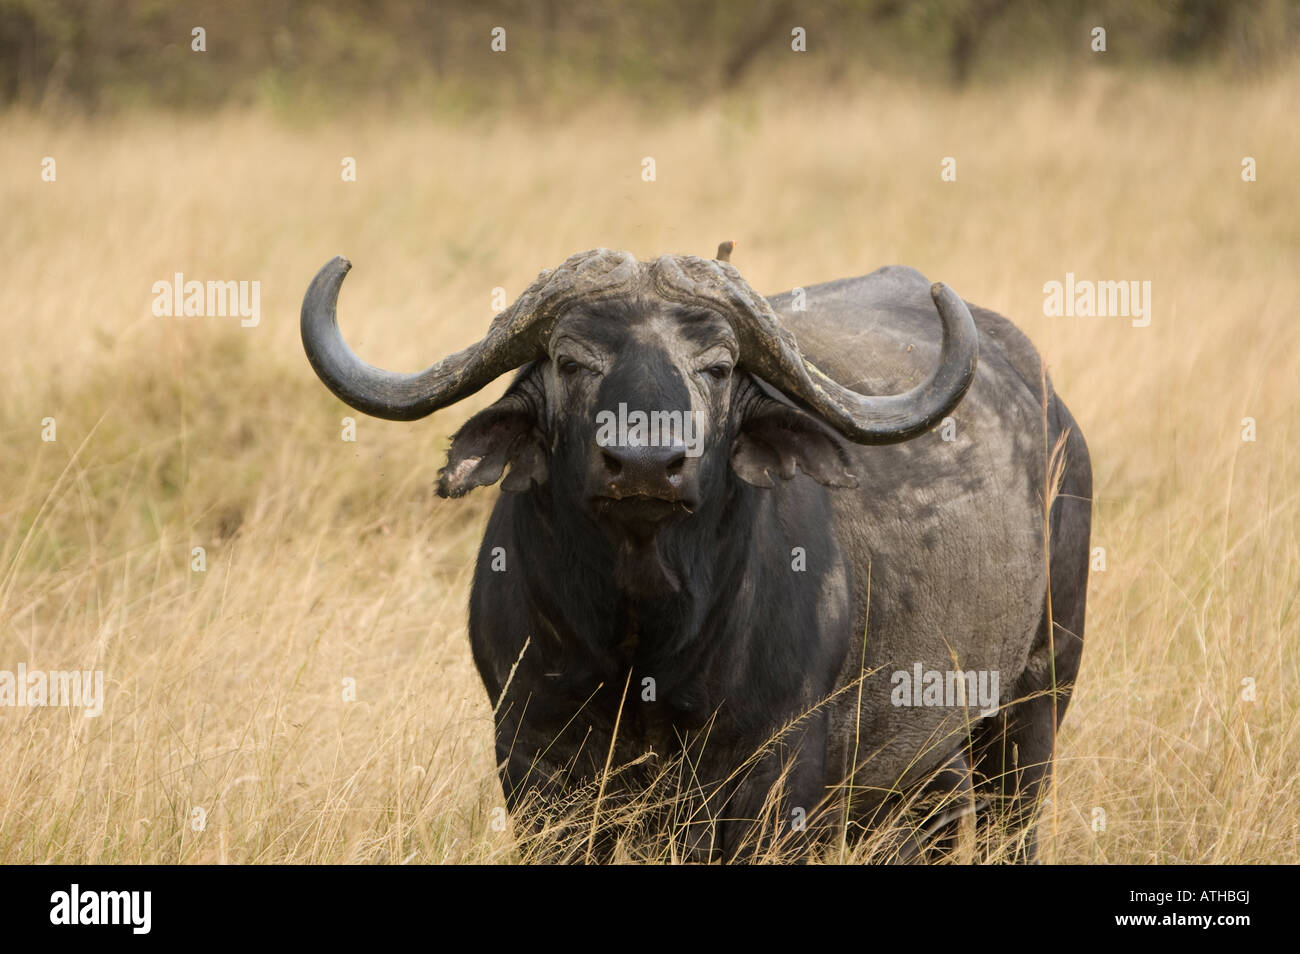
[{"x1": 1, "y1": 65, "x2": 1297, "y2": 863}]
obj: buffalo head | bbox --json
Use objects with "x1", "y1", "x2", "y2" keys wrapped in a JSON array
[{"x1": 301, "y1": 249, "x2": 978, "y2": 592}]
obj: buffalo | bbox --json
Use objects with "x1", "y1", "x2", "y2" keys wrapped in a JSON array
[{"x1": 301, "y1": 248, "x2": 1091, "y2": 862}]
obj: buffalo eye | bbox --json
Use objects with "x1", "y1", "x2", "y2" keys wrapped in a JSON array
[
  {"x1": 556, "y1": 356, "x2": 582, "y2": 377},
  {"x1": 704, "y1": 362, "x2": 733, "y2": 381}
]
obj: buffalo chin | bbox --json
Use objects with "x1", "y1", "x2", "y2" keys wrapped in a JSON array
[{"x1": 592, "y1": 496, "x2": 688, "y2": 598}]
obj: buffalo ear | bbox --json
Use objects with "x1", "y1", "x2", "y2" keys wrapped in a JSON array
[
  {"x1": 731, "y1": 399, "x2": 858, "y2": 489},
  {"x1": 437, "y1": 393, "x2": 547, "y2": 498}
]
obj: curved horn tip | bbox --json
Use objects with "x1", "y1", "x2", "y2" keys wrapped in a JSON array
[
  {"x1": 307, "y1": 256, "x2": 352, "y2": 290},
  {"x1": 929, "y1": 282, "x2": 974, "y2": 322}
]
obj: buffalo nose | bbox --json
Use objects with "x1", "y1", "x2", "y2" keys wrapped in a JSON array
[{"x1": 600, "y1": 443, "x2": 687, "y2": 496}]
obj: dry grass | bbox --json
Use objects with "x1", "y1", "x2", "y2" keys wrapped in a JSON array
[{"x1": 1, "y1": 65, "x2": 1297, "y2": 863}]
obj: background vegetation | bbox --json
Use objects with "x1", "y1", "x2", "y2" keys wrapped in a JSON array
[
  {"x1": 0, "y1": 1, "x2": 1296, "y2": 862},
  {"x1": 4, "y1": 0, "x2": 1299, "y2": 113}
]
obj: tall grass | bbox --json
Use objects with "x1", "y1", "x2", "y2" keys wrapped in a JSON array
[{"x1": 0, "y1": 66, "x2": 1296, "y2": 862}]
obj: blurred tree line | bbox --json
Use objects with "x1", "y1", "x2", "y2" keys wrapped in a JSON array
[{"x1": 1, "y1": 0, "x2": 1296, "y2": 112}]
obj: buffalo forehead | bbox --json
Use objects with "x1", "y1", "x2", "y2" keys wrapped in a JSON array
[{"x1": 553, "y1": 299, "x2": 734, "y2": 353}]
